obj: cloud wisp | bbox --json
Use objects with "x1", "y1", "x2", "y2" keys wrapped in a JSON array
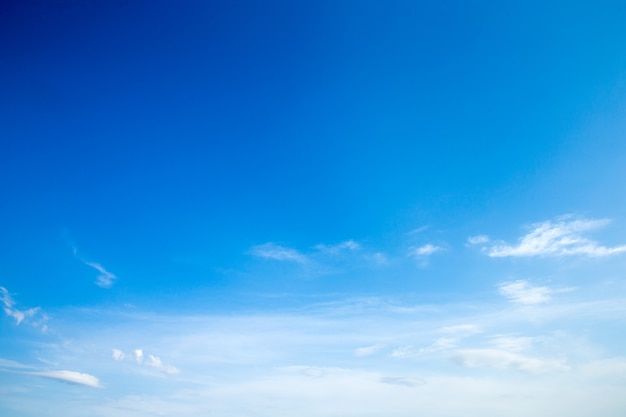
[
  {"x1": 498, "y1": 280, "x2": 552, "y2": 305},
  {"x1": 451, "y1": 348, "x2": 569, "y2": 373},
  {"x1": 250, "y1": 243, "x2": 309, "y2": 263},
  {"x1": 0, "y1": 286, "x2": 48, "y2": 331},
  {"x1": 72, "y1": 247, "x2": 117, "y2": 288},
  {"x1": 473, "y1": 216, "x2": 626, "y2": 258}
]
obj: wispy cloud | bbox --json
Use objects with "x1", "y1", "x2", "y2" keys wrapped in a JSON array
[
  {"x1": 488, "y1": 336, "x2": 537, "y2": 352},
  {"x1": 451, "y1": 348, "x2": 569, "y2": 373},
  {"x1": 480, "y1": 216, "x2": 626, "y2": 257},
  {"x1": 467, "y1": 235, "x2": 489, "y2": 245},
  {"x1": 391, "y1": 338, "x2": 457, "y2": 358},
  {"x1": 112, "y1": 348, "x2": 179, "y2": 375},
  {"x1": 26, "y1": 370, "x2": 102, "y2": 388},
  {"x1": 498, "y1": 280, "x2": 552, "y2": 305},
  {"x1": 379, "y1": 376, "x2": 425, "y2": 387},
  {"x1": 85, "y1": 262, "x2": 117, "y2": 288},
  {"x1": 250, "y1": 243, "x2": 308, "y2": 263},
  {"x1": 315, "y1": 240, "x2": 360, "y2": 254},
  {"x1": 354, "y1": 344, "x2": 384, "y2": 357},
  {"x1": 73, "y1": 247, "x2": 117, "y2": 288},
  {"x1": 0, "y1": 286, "x2": 48, "y2": 331}
]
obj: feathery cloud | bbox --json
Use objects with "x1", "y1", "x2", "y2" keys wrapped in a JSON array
[
  {"x1": 250, "y1": 243, "x2": 308, "y2": 263},
  {"x1": 354, "y1": 344, "x2": 384, "y2": 357},
  {"x1": 0, "y1": 286, "x2": 47, "y2": 331},
  {"x1": 451, "y1": 348, "x2": 569, "y2": 373},
  {"x1": 498, "y1": 280, "x2": 551, "y2": 305},
  {"x1": 73, "y1": 247, "x2": 117, "y2": 288},
  {"x1": 467, "y1": 235, "x2": 489, "y2": 245},
  {"x1": 379, "y1": 376, "x2": 425, "y2": 387},
  {"x1": 315, "y1": 240, "x2": 360, "y2": 254},
  {"x1": 483, "y1": 216, "x2": 626, "y2": 257},
  {"x1": 84, "y1": 262, "x2": 117, "y2": 288}
]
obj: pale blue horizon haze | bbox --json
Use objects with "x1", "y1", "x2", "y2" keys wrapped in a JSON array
[{"x1": 1, "y1": 1, "x2": 626, "y2": 416}]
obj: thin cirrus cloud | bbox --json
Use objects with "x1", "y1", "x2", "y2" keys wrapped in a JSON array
[
  {"x1": 72, "y1": 247, "x2": 117, "y2": 288},
  {"x1": 0, "y1": 286, "x2": 48, "y2": 331},
  {"x1": 250, "y1": 243, "x2": 309, "y2": 263},
  {"x1": 354, "y1": 344, "x2": 385, "y2": 357},
  {"x1": 499, "y1": 280, "x2": 552, "y2": 305},
  {"x1": 451, "y1": 348, "x2": 569, "y2": 373},
  {"x1": 314, "y1": 240, "x2": 361, "y2": 254},
  {"x1": 471, "y1": 216, "x2": 626, "y2": 257}
]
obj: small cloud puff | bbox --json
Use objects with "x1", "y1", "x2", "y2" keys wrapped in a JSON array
[
  {"x1": 412, "y1": 244, "x2": 442, "y2": 256},
  {"x1": 112, "y1": 348, "x2": 179, "y2": 375}
]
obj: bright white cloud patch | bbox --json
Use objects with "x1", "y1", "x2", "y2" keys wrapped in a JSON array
[
  {"x1": 134, "y1": 349, "x2": 144, "y2": 364},
  {"x1": 250, "y1": 243, "x2": 308, "y2": 263},
  {"x1": 499, "y1": 280, "x2": 551, "y2": 305},
  {"x1": 484, "y1": 216, "x2": 626, "y2": 257},
  {"x1": 451, "y1": 349, "x2": 569, "y2": 373},
  {"x1": 413, "y1": 244, "x2": 442, "y2": 256},
  {"x1": 27, "y1": 370, "x2": 102, "y2": 388}
]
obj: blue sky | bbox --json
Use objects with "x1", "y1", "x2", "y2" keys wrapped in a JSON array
[{"x1": 1, "y1": 1, "x2": 626, "y2": 415}]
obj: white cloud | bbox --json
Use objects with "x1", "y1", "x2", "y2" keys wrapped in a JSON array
[
  {"x1": 355, "y1": 344, "x2": 384, "y2": 357},
  {"x1": 0, "y1": 286, "x2": 46, "y2": 329},
  {"x1": 451, "y1": 348, "x2": 569, "y2": 373},
  {"x1": 113, "y1": 348, "x2": 179, "y2": 375},
  {"x1": 84, "y1": 261, "x2": 117, "y2": 288},
  {"x1": 112, "y1": 349, "x2": 125, "y2": 361},
  {"x1": 489, "y1": 336, "x2": 537, "y2": 352},
  {"x1": 73, "y1": 247, "x2": 117, "y2": 288},
  {"x1": 413, "y1": 244, "x2": 442, "y2": 256},
  {"x1": 499, "y1": 280, "x2": 551, "y2": 305},
  {"x1": 439, "y1": 324, "x2": 481, "y2": 335},
  {"x1": 379, "y1": 376, "x2": 425, "y2": 387},
  {"x1": 250, "y1": 243, "x2": 308, "y2": 263},
  {"x1": 467, "y1": 235, "x2": 489, "y2": 245},
  {"x1": 315, "y1": 240, "x2": 360, "y2": 254},
  {"x1": 485, "y1": 216, "x2": 626, "y2": 257},
  {"x1": 27, "y1": 370, "x2": 102, "y2": 388},
  {"x1": 391, "y1": 338, "x2": 456, "y2": 358},
  {"x1": 146, "y1": 354, "x2": 180, "y2": 375},
  {"x1": 134, "y1": 349, "x2": 143, "y2": 364}
]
